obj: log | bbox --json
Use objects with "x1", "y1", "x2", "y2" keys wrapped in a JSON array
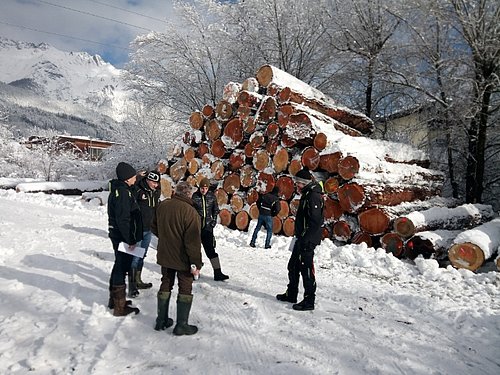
[
  {"x1": 266, "y1": 139, "x2": 280, "y2": 155},
  {"x1": 183, "y1": 131, "x2": 197, "y2": 146},
  {"x1": 381, "y1": 233, "x2": 405, "y2": 258},
  {"x1": 322, "y1": 226, "x2": 331, "y2": 240},
  {"x1": 244, "y1": 142, "x2": 255, "y2": 158},
  {"x1": 323, "y1": 196, "x2": 343, "y2": 223},
  {"x1": 275, "y1": 175, "x2": 294, "y2": 200},
  {"x1": 187, "y1": 159, "x2": 199, "y2": 175},
  {"x1": 246, "y1": 188, "x2": 259, "y2": 205},
  {"x1": 360, "y1": 184, "x2": 443, "y2": 207},
  {"x1": 289, "y1": 198, "x2": 300, "y2": 216},
  {"x1": 241, "y1": 77, "x2": 259, "y2": 93},
  {"x1": 211, "y1": 139, "x2": 227, "y2": 158},
  {"x1": 157, "y1": 160, "x2": 168, "y2": 174},
  {"x1": 202, "y1": 104, "x2": 215, "y2": 118},
  {"x1": 255, "y1": 96, "x2": 277, "y2": 124},
  {"x1": 338, "y1": 156, "x2": 360, "y2": 180},
  {"x1": 237, "y1": 90, "x2": 262, "y2": 108},
  {"x1": 250, "y1": 131, "x2": 266, "y2": 149},
  {"x1": 228, "y1": 149, "x2": 246, "y2": 171},
  {"x1": 301, "y1": 146, "x2": 320, "y2": 171},
  {"x1": 223, "y1": 173, "x2": 241, "y2": 194},
  {"x1": 358, "y1": 207, "x2": 390, "y2": 235},
  {"x1": 313, "y1": 132, "x2": 328, "y2": 151},
  {"x1": 448, "y1": 217, "x2": 500, "y2": 271},
  {"x1": 240, "y1": 165, "x2": 256, "y2": 188},
  {"x1": 277, "y1": 103, "x2": 294, "y2": 127},
  {"x1": 393, "y1": 203, "x2": 496, "y2": 239},
  {"x1": 215, "y1": 99, "x2": 233, "y2": 122},
  {"x1": 169, "y1": 158, "x2": 187, "y2": 182},
  {"x1": 323, "y1": 176, "x2": 340, "y2": 195},
  {"x1": 222, "y1": 117, "x2": 244, "y2": 148},
  {"x1": 288, "y1": 158, "x2": 303, "y2": 176},
  {"x1": 253, "y1": 149, "x2": 270, "y2": 171},
  {"x1": 405, "y1": 230, "x2": 460, "y2": 260},
  {"x1": 255, "y1": 172, "x2": 275, "y2": 194},
  {"x1": 189, "y1": 111, "x2": 204, "y2": 130},
  {"x1": 214, "y1": 188, "x2": 229, "y2": 207},
  {"x1": 222, "y1": 82, "x2": 242, "y2": 104},
  {"x1": 277, "y1": 200, "x2": 290, "y2": 219},
  {"x1": 211, "y1": 160, "x2": 225, "y2": 180},
  {"x1": 184, "y1": 147, "x2": 196, "y2": 162},
  {"x1": 273, "y1": 148, "x2": 289, "y2": 173},
  {"x1": 243, "y1": 116, "x2": 257, "y2": 134},
  {"x1": 249, "y1": 203, "x2": 259, "y2": 220},
  {"x1": 319, "y1": 152, "x2": 342, "y2": 174},
  {"x1": 230, "y1": 193, "x2": 245, "y2": 213},
  {"x1": 266, "y1": 122, "x2": 280, "y2": 139},
  {"x1": 281, "y1": 133, "x2": 297, "y2": 148},
  {"x1": 219, "y1": 208, "x2": 233, "y2": 227},
  {"x1": 235, "y1": 210, "x2": 250, "y2": 231},
  {"x1": 338, "y1": 183, "x2": 366, "y2": 213},
  {"x1": 351, "y1": 231, "x2": 373, "y2": 247},
  {"x1": 160, "y1": 177, "x2": 173, "y2": 199},
  {"x1": 272, "y1": 216, "x2": 283, "y2": 234},
  {"x1": 204, "y1": 119, "x2": 222, "y2": 141},
  {"x1": 197, "y1": 142, "x2": 210, "y2": 158},
  {"x1": 282, "y1": 216, "x2": 295, "y2": 237},
  {"x1": 333, "y1": 220, "x2": 352, "y2": 242}
]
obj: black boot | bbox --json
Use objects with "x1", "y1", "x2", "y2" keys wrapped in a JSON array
[
  {"x1": 210, "y1": 257, "x2": 229, "y2": 281},
  {"x1": 173, "y1": 294, "x2": 198, "y2": 336},
  {"x1": 136, "y1": 267, "x2": 153, "y2": 289},
  {"x1": 292, "y1": 295, "x2": 315, "y2": 311},
  {"x1": 128, "y1": 269, "x2": 139, "y2": 298},
  {"x1": 276, "y1": 289, "x2": 298, "y2": 303},
  {"x1": 154, "y1": 291, "x2": 174, "y2": 331},
  {"x1": 111, "y1": 285, "x2": 140, "y2": 316}
]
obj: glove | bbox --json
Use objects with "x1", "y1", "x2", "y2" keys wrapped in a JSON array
[{"x1": 209, "y1": 220, "x2": 217, "y2": 228}]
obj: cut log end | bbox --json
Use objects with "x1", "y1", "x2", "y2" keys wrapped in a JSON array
[
  {"x1": 381, "y1": 233, "x2": 405, "y2": 258},
  {"x1": 448, "y1": 242, "x2": 485, "y2": 272},
  {"x1": 393, "y1": 217, "x2": 416, "y2": 239}
]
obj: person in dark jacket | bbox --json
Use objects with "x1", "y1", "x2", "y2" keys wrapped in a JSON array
[
  {"x1": 127, "y1": 170, "x2": 161, "y2": 298},
  {"x1": 250, "y1": 186, "x2": 280, "y2": 249},
  {"x1": 192, "y1": 178, "x2": 229, "y2": 281},
  {"x1": 276, "y1": 168, "x2": 324, "y2": 311},
  {"x1": 107, "y1": 162, "x2": 143, "y2": 316},
  {"x1": 152, "y1": 181, "x2": 202, "y2": 335}
]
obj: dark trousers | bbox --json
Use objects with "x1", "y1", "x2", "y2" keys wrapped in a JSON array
[
  {"x1": 201, "y1": 228, "x2": 218, "y2": 260},
  {"x1": 160, "y1": 267, "x2": 193, "y2": 295},
  {"x1": 110, "y1": 239, "x2": 134, "y2": 286},
  {"x1": 287, "y1": 239, "x2": 317, "y2": 300}
]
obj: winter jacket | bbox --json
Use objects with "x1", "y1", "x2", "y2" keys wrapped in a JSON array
[
  {"x1": 192, "y1": 190, "x2": 220, "y2": 231},
  {"x1": 294, "y1": 181, "x2": 324, "y2": 246},
  {"x1": 151, "y1": 194, "x2": 202, "y2": 271},
  {"x1": 107, "y1": 179, "x2": 143, "y2": 245},
  {"x1": 257, "y1": 191, "x2": 280, "y2": 217},
  {"x1": 133, "y1": 177, "x2": 161, "y2": 231}
]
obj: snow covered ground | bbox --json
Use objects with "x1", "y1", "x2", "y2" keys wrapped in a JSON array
[{"x1": 0, "y1": 189, "x2": 498, "y2": 375}]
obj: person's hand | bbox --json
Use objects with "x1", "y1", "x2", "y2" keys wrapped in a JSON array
[
  {"x1": 210, "y1": 220, "x2": 216, "y2": 228},
  {"x1": 128, "y1": 243, "x2": 136, "y2": 251}
]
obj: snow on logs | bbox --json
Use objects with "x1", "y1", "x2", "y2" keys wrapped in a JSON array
[{"x1": 158, "y1": 64, "x2": 500, "y2": 270}]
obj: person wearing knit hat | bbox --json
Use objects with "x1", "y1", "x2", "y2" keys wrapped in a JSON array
[
  {"x1": 107, "y1": 162, "x2": 143, "y2": 316},
  {"x1": 127, "y1": 170, "x2": 162, "y2": 298},
  {"x1": 192, "y1": 178, "x2": 229, "y2": 281},
  {"x1": 276, "y1": 167, "x2": 324, "y2": 311},
  {"x1": 151, "y1": 180, "x2": 202, "y2": 335}
]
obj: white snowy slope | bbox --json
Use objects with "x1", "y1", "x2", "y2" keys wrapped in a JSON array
[
  {"x1": 0, "y1": 189, "x2": 499, "y2": 375},
  {"x1": 0, "y1": 38, "x2": 130, "y2": 121}
]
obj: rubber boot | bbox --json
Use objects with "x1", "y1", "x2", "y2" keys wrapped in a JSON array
[
  {"x1": 276, "y1": 289, "x2": 298, "y2": 303},
  {"x1": 154, "y1": 291, "x2": 174, "y2": 331},
  {"x1": 111, "y1": 285, "x2": 140, "y2": 316},
  {"x1": 173, "y1": 294, "x2": 198, "y2": 336},
  {"x1": 128, "y1": 268, "x2": 139, "y2": 298},
  {"x1": 210, "y1": 257, "x2": 229, "y2": 281},
  {"x1": 292, "y1": 295, "x2": 315, "y2": 311},
  {"x1": 136, "y1": 269, "x2": 153, "y2": 289},
  {"x1": 108, "y1": 285, "x2": 132, "y2": 309}
]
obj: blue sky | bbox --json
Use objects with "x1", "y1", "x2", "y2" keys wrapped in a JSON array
[{"x1": 0, "y1": 0, "x2": 176, "y2": 67}]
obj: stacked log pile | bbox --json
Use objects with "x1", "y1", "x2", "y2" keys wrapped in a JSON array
[{"x1": 156, "y1": 64, "x2": 498, "y2": 271}]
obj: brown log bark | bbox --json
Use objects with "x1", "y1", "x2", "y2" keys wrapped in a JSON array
[
  {"x1": 275, "y1": 175, "x2": 294, "y2": 201},
  {"x1": 202, "y1": 104, "x2": 215, "y2": 118},
  {"x1": 273, "y1": 148, "x2": 289, "y2": 173},
  {"x1": 255, "y1": 172, "x2": 275, "y2": 194},
  {"x1": 219, "y1": 208, "x2": 233, "y2": 227},
  {"x1": 214, "y1": 188, "x2": 229, "y2": 207},
  {"x1": 282, "y1": 217, "x2": 295, "y2": 237},
  {"x1": 272, "y1": 216, "x2": 283, "y2": 234},
  {"x1": 205, "y1": 119, "x2": 222, "y2": 141},
  {"x1": 229, "y1": 149, "x2": 246, "y2": 171},
  {"x1": 381, "y1": 233, "x2": 405, "y2": 258},
  {"x1": 404, "y1": 230, "x2": 461, "y2": 260},
  {"x1": 253, "y1": 149, "x2": 270, "y2": 171},
  {"x1": 351, "y1": 231, "x2": 373, "y2": 247},
  {"x1": 222, "y1": 117, "x2": 244, "y2": 148},
  {"x1": 333, "y1": 220, "x2": 352, "y2": 242},
  {"x1": 215, "y1": 99, "x2": 234, "y2": 122},
  {"x1": 240, "y1": 165, "x2": 255, "y2": 188},
  {"x1": 319, "y1": 152, "x2": 342, "y2": 173},
  {"x1": 230, "y1": 193, "x2": 245, "y2": 213},
  {"x1": 189, "y1": 111, "x2": 204, "y2": 130},
  {"x1": 223, "y1": 173, "x2": 241, "y2": 194},
  {"x1": 211, "y1": 160, "x2": 225, "y2": 180},
  {"x1": 235, "y1": 211, "x2": 250, "y2": 231},
  {"x1": 301, "y1": 146, "x2": 320, "y2": 171},
  {"x1": 169, "y1": 158, "x2": 187, "y2": 182},
  {"x1": 249, "y1": 203, "x2": 259, "y2": 220},
  {"x1": 385, "y1": 156, "x2": 430, "y2": 169},
  {"x1": 323, "y1": 177, "x2": 340, "y2": 195},
  {"x1": 211, "y1": 139, "x2": 227, "y2": 158},
  {"x1": 358, "y1": 207, "x2": 390, "y2": 235},
  {"x1": 323, "y1": 196, "x2": 343, "y2": 222},
  {"x1": 338, "y1": 156, "x2": 360, "y2": 180},
  {"x1": 362, "y1": 184, "x2": 442, "y2": 207}
]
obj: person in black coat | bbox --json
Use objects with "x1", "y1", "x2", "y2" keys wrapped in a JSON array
[
  {"x1": 107, "y1": 162, "x2": 143, "y2": 316},
  {"x1": 249, "y1": 186, "x2": 280, "y2": 248},
  {"x1": 277, "y1": 168, "x2": 324, "y2": 311},
  {"x1": 127, "y1": 170, "x2": 161, "y2": 298},
  {"x1": 191, "y1": 178, "x2": 229, "y2": 281}
]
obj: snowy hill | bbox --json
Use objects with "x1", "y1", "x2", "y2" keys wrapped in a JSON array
[{"x1": 0, "y1": 38, "x2": 130, "y2": 123}]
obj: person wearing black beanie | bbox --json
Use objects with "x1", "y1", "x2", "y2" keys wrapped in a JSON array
[{"x1": 107, "y1": 162, "x2": 143, "y2": 316}]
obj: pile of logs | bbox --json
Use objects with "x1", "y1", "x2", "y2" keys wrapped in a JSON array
[{"x1": 157, "y1": 64, "x2": 499, "y2": 272}]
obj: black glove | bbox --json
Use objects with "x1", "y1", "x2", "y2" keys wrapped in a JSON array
[{"x1": 209, "y1": 220, "x2": 216, "y2": 228}]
